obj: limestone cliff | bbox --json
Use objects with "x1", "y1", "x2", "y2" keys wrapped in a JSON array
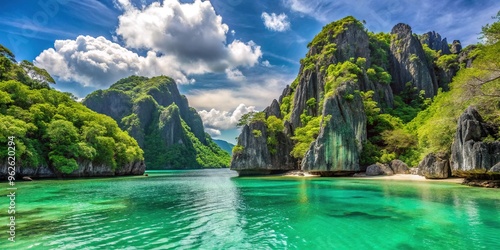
[
  {"x1": 451, "y1": 107, "x2": 500, "y2": 175},
  {"x1": 302, "y1": 81, "x2": 366, "y2": 174},
  {"x1": 231, "y1": 17, "x2": 376, "y2": 175},
  {"x1": 389, "y1": 24, "x2": 437, "y2": 97},
  {"x1": 230, "y1": 16, "x2": 470, "y2": 176},
  {"x1": 420, "y1": 31, "x2": 451, "y2": 54},
  {"x1": 84, "y1": 76, "x2": 230, "y2": 169}
]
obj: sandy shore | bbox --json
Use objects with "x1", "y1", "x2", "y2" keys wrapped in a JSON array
[
  {"x1": 351, "y1": 174, "x2": 464, "y2": 183},
  {"x1": 283, "y1": 171, "x2": 464, "y2": 183}
]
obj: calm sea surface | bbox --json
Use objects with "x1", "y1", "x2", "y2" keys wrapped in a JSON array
[{"x1": 1, "y1": 169, "x2": 499, "y2": 249}]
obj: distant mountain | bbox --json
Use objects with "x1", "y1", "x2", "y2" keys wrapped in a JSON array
[
  {"x1": 83, "y1": 76, "x2": 230, "y2": 169},
  {"x1": 213, "y1": 139, "x2": 235, "y2": 155}
]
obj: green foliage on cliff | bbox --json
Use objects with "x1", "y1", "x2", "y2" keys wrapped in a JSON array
[
  {"x1": 86, "y1": 75, "x2": 231, "y2": 169},
  {"x1": 266, "y1": 116, "x2": 284, "y2": 155},
  {"x1": 291, "y1": 115, "x2": 323, "y2": 158},
  {"x1": 0, "y1": 81, "x2": 144, "y2": 173},
  {"x1": 325, "y1": 60, "x2": 362, "y2": 97},
  {"x1": 436, "y1": 54, "x2": 459, "y2": 69},
  {"x1": 368, "y1": 32, "x2": 391, "y2": 69},
  {"x1": 308, "y1": 16, "x2": 364, "y2": 49},
  {"x1": 409, "y1": 41, "x2": 500, "y2": 158},
  {"x1": 360, "y1": 90, "x2": 419, "y2": 165}
]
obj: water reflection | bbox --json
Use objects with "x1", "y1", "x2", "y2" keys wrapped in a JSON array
[{"x1": 3, "y1": 170, "x2": 500, "y2": 250}]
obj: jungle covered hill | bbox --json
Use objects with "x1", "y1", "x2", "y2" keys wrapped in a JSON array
[
  {"x1": 0, "y1": 45, "x2": 145, "y2": 178},
  {"x1": 83, "y1": 76, "x2": 231, "y2": 169},
  {"x1": 231, "y1": 15, "x2": 500, "y2": 178}
]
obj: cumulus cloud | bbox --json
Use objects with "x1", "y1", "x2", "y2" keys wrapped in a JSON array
[
  {"x1": 261, "y1": 12, "x2": 291, "y2": 32},
  {"x1": 36, "y1": 0, "x2": 262, "y2": 88},
  {"x1": 198, "y1": 104, "x2": 256, "y2": 133},
  {"x1": 205, "y1": 128, "x2": 222, "y2": 137},
  {"x1": 34, "y1": 35, "x2": 190, "y2": 87},
  {"x1": 262, "y1": 60, "x2": 272, "y2": 67},
  {"x1": 116, "y1": 0, "x2": 262, "y2": 73}
]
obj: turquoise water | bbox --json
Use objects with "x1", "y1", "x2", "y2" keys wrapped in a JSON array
[{"x1": 1, "y1": 169, "x2": 499, "y2": 249}]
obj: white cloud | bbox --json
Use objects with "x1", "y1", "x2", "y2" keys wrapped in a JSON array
[
  {"x1": 116, "y1": 0, "x2": 262, "y2": 73},
  {"x1": 262, "y1": 60, "x2": 272, "y2": 67},
  {"x1": 225, "y1": 68, "x2": 245, "y2": 81},
  {"x1": 34, "y1": 35, "x2": 191, "y2": 87},
  {"x1": 198, "y1": 104, "x2": 256, "y2": 132},
  {"x1": 36, "y1": 0, "x2": 262, "y2": 88},
  {"x1": 261, "y1": 12, "x2": 291, "y2": 32},
  {"x1": 205, "y1": 128, "x2": 222, "y2": 137}
]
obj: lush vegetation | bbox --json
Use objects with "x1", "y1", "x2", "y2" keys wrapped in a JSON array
[
  {"x1": 274, "y1": 14, "x2": 499, "y2": 169},
  {"x1": 0, "y1": 48, "x2": 143, "y2": 173},
  {"x1": 308, "y1": 16, "x2": 364, "y2": 49},
  {"x1": 362, "y1": 14, "x2": 500, "y2": 166},
  {"x1": 86, "y1": 75, "x2": 231, "y2": 169}
]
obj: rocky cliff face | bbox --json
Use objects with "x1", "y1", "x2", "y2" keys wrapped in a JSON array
[
  {"x1": 230, "y1": 119, "x2": 296, "y2": 175},
  {"x1": 420, "y1": 31, "x2": 451, "y2": 54},
  {"x1": 450, "y1": 40, "x2": 462, "y2": 54},
  {"x1": 451, "y1": 107, "x2": 500, "y2": 175},
  {"x1": 231, "y1": 17, "x2": 467, "y2": 176},
  {"x1": 302, "y1": 81, "x2": 366, "y2": 174},
  {"x1": 232, "y1": 17, "x2": 375, "y2": 175},
  {"x1": 389, "y1": 24, "x2": 437, "y2": 97},
  {"x1": 84, "y1": 76, "x2": 230, "y2": 169},
  {"x1": 0, "y1": 160, "x2": 145, "y2": 179},
  {"x1": 418, "y1": 153, "x2": 450, "y2": 179}
]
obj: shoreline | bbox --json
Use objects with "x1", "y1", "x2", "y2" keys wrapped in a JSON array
[
  {"x1": 282, "y1": 171, "x2": 465, "y2": 183},
  {"x1": 350, "y1": 174, "x2": 464, "y2": 183}
]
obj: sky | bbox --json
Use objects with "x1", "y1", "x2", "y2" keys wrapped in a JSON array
[{"x1": 0, "y1": 0, "x2": 499, "y2": 143}]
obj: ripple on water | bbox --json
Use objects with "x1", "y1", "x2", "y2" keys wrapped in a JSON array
[{"x1": 4, "y1": 170, "x2": 500, "y2": 250}]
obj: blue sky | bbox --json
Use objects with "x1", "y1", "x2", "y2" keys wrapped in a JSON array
[{"x1": 0, "y1": 0, "x2": 499, "y2": 143}]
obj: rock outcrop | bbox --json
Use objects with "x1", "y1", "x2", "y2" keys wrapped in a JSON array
[
  {"x1": 450, "y1": 40, "x2": 462, "y2": 54},
  {"x1": 0, "y1": 160, "x2": 145, "y2": 179},
  {"x1": 390, "y1": 159, "x2": 410, "y2": 174},
  {"x1": 418, "y1": 153, "x2": 451, "y2": 179},
  {"x1": 302, "y1": 81, "x2": 367, "y2": 174},
  {"x1": 389, "y1": 24, "x2": 437, "y2": 97},
  {"x1": 364, "y1": 160, "x2": 409, "y2": 176},
  {"x1": 230, "y1": 120, "x2": 295, "y2": 175},
  {"x1": 458, "y1": 45, "x2": 479, "y2": 68},
  {"x1": 420, "y1": 31, "x2": 451, "y2": 54},
  {"x1": 365, "y1": 163, "x2": 394, "y2": 176},
  {"x1": 451, "y1": 107, "x2": 500, "y2": 175}
]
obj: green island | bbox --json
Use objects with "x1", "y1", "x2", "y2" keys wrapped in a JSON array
[{"x1": 0, "y1": 3, "x2": 499, "y2": 250}]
